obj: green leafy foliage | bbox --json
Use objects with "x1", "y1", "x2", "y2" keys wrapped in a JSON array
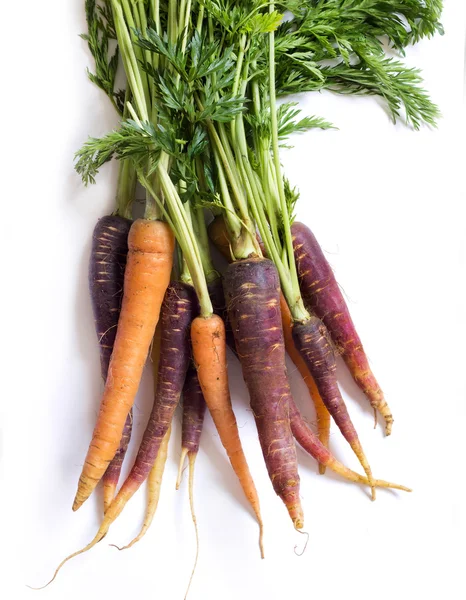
[
  {"x1": 277, "y1": 102, "x2": 335, "y2": 138},
  {"x1": 137, "y1": 28, "x2": 246, "y2": 124},
  {"x1": 273, "y1": 0, "x2": 443, "y2": 128},
  {"x1": 75, "y1": 119, "x2": 161, "y2": 184},
  {"x1": 80, "y1": 0, "x2": 125, "y2": 113}
]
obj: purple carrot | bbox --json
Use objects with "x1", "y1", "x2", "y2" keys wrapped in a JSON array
[
  {"x1": 88, "y1": 214, "x2": 133, "y2": 511},
  {"x1": 125, "y1": 281, "x2": 195, "y2": 487},
  {"x1": 288, "y1": 398, "x2": 410, "y2": 492},
  {"x1": 224, "y1": 257, "x2": 303, "y2": 528},
  {"x1": 181, "y1": 364, "x2": 206, "y2": 456},
  {"x1": 79, "y1": 278, "x2": 196, "y2": 534},
  {"x1": 292, "y1": 221, "x2": 393, "y2": 435},
  {"x1": 292, "y1": 315, "x2": 376, "y2": 499},
  {"x1": 176, "y1": 363, "x2": 206, "y2": 490}
]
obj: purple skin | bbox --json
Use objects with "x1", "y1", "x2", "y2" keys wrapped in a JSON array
[
  {"x1": 291, "y1": 221, "x2": 393, "y2": 435},
  {"x1": 126, "y1": 281, "x2": 196, "y2": 487},
  {"x1": 224, "y1": 258, "x2": 303, "y2": 528},
  {"x1": 292, "y1": 317, "x2": 375, "y2": 497},
  {"x1": 181, "y1": 363, "x2": 206, "y2": 454},
  {"x1": 88, "y1": 215, "x2": 133, "y2": 496}
]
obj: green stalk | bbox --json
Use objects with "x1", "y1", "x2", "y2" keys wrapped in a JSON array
[
  {"x1": 150, "y1": 0, "x2": 161, "y2": 33},
  {"x1": 230, "y1": 33, "x2": 247, "y2": 144},
  {"x1": 119, "y1": 0, "x2": 151, "y2": 110},
  {"x1": 267, "y1": 3, "x2": 308, "y2": 321},
  {"x1": 196, "y1": 100, "x2": 258, "y2": 258},
  {"x1": 196, "y1": 2, "x2": 204, "y2": 33},
  {"x1": 112, "y1": 0, "x2": 149, "y2": 120},
  {"x1": 111, "y1": 0, "x2": 212, "y2": 317},
  {"x1": 115, "y1": 159, "x2": 136, "y2": 219},
  {"x1": 168, "y1": 0, "x2": 178, "y2": 44},
  {"x1": 157, "y1": 166, "x2": 212, "y2": 316}
]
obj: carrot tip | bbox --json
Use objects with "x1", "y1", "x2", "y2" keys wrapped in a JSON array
[
  {"x1": 72, "y1": 493, "x2": 82, "y2": 512},
  {"x1": 385, "y1": 420, "x2": 393, "y2": 436},
  {"x1": 318, "y1": 463, "x2": 326, "y2": 475},
  {"x1": 109, "y1": 543, "x2": 125, "y2": 551},
  {"x1": 176, "y1": 447, "x2": 189, "y2": 490},
  {"x1": 259, "y1": 520, "x2": 265, "y2": 559},
  {"x1": 293, "y1": 526, "x2": 309, "y2": 556}
]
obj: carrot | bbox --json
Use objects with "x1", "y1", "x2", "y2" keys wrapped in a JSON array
[
  {"x1": 292, "y1": 316, "x2": 376, "y2": 499},
  {"x1": 38, "y1": 280, "x2": 193, "y2": 586},
  {"x1": 207, "y1": 276, "x2": 237, "y2": 355},
  {"x1": 208, "y1": 223, "x2": 400, "y2": 493},
  {"x1": 98, "y1": 280, "x2": 195, "y2": 526},
  {"x1": 224, "y1": 257, "x2": 303, "y2": 529},
  {"x1": 102, "y1": 413, "x2": 133, "y2": 512},
  {"x1": 176, "y1": 363, "x2": 206, "y2": 489},
  {"x1": 88, "y1": 215, "x2": 135, "y2": 510},
  {"x1": 288, "y1": 398, "x2": 410, "y2": 492},
  {"x1": 279, "y1": 294, "x2": 331, "y2": 474},
  {"x1": 73, "y1": 218, "x2": 174, "y2": 511},
  {"x1": 209, "y1": 215, "x2": 330, "y2": 471},
  {"x1": 114, "y1": 426, "x2": 171, "y2": 550},
  {"x1": 291, "y1": 221, "x2": 394, "y2": 434},
  {"x1": 191, "y1": 313, "x2": 264, "y2": 557},
  {"x1": 176, "y1": 363, "x2": 205, "y2": 598}
]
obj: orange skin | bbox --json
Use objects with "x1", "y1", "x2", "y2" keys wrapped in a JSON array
[
  {"x1": 191, "y1": 314, "x2": 264, "y2": 558},
  {"x1": 209, "y1": 215, "x2": 331, "y2": 472},
  {"x1": 73, "y1": 219, "x2": 174, "y2": 511}
]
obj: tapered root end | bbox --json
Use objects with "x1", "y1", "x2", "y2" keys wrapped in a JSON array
[
  {"x1": 109, "y1": 536, "x2": 142, "y2": 551},
  {"x1": 29, "y1": 527, "x2": 108, "y2": 589},
  {"x1": 352, "y1": 441, "x2": 376, "y2": 501},
  {"x1": 287, "y1": 502, "x2": 304, "y2": 531},
  {"x1": 384, "y1": 418, "x2": 394, "y2": 436},
  {"x1": 293, "y1": 525, "x2": 309, "y2": 556},
  {"x1": 258, "y1": 520, "x2": 265, "y2": 559},
  {"x1": 318, "y1": 463, "x2": 326, "y2": 475},
  {"x1": 176, "y1": 447, "x2": 189, "y2": 490},
  {"x1": 72, "y1": 482, "x2": 89, "y2": 512},
  {"x1": 374, "y1": 479, "x2": 412, "y2": 493}
]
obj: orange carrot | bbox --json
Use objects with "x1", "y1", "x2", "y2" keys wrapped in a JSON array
[
  {"x1": 190, "y1": 313, "x2": 264, "y2": 558},
  {"x1": 73, "y1": 219, "x2": 174, "y2": 511},
  {"x1": 279, "y1": 294, "x2": 331, "y2": 474}
]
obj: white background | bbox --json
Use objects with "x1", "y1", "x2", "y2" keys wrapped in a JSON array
[{"x1": 2, "y1": 2, "x2": 465, "y2": 599}]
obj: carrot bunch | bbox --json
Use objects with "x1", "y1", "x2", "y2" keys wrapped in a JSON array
[{"x1": 36, "y1": 0, "x2": 444, "y2": 590}]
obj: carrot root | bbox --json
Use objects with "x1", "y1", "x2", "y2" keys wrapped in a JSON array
[
  {"x1": 114, "y1": 426, "x2": 171, "y2": 550},
  {"x1": 292, "y1": 316, "x2": 376, "y2": 500},
  {"x1": 73, "y1": 219, "x2": 174, "y2": 511},
  {"x1": 191, "y1": 313, "x2": 264, "y2": 558},
  {"x1": 289, "y1": 400, "x2": 410, "y2": 492},
  {"x1": 291, "y1": 221, "x2": 394, "y2": 435},
  {"x1": 184, "y1": 452, "x2": 200, "y2": 600},
  {"x1": 176, "y1": 447, "x2": 189, "y2": 490}
]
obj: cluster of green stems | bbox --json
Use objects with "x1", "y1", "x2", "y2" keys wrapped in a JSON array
[{"x1": 109, "y1": 0, "x2": 309, "y2": 323}]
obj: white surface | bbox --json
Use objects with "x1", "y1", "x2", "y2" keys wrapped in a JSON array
[{"x1": 2, "y1": 2, "x2": 466, "y2": 599}]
